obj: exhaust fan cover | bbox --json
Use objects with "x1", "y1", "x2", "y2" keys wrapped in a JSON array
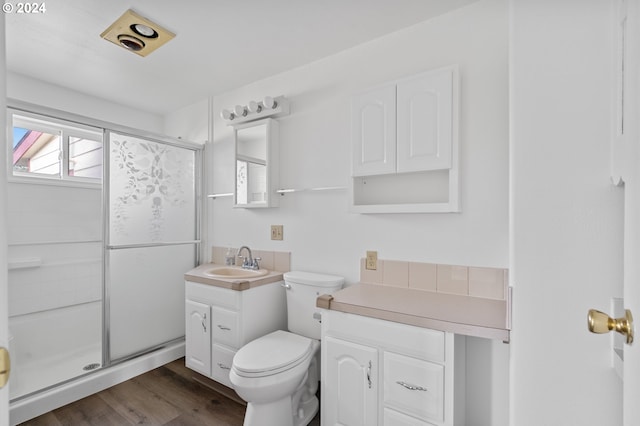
[{"x1": 101, "y1": 9, "x2": 175, "y2": 57}]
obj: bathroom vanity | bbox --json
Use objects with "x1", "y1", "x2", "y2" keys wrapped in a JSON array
[
  {"x1": 184, "y1": 264, "x2": 286, "y2": 388},
  {"x1": 321, "y1": 310, "x2": 464, "y2": 426},
  {"x1": 318, "y1": 282, "x2": 510, "y2": 426}
]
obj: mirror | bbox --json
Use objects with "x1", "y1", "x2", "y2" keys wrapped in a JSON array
[{"x1": 234, "y1": 118, "x2": 279, "y2": 208}]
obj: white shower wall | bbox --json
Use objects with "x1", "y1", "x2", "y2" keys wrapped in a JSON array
[{"x1": 7, "y1": 183, "x2": 103, "y2": 400}]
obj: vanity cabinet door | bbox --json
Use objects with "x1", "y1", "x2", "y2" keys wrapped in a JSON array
[
  {"x1": 324, "y1": 336, "x2": 379, "y2": 426},
  {"x1": 352, "y1": 84, "x2": 397, "y2": 177},
  {"x1": 185, "y1": 299, "x2": 211, "y2": 376}
]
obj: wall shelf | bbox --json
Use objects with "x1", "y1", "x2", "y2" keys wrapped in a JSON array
[
  {"x1": 207, "y1": 193, "x2": 233, "y2": 199},
  {"x1": 275, "y1": 186, "x2": 346, "y2": 195}
]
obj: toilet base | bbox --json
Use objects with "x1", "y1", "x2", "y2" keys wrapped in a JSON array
[
  {"x1": 295, "y1": 394, "x2": 319, "y2": 426},
  {"x1": 242, "y1": 394, "x2": 319, "y2": 426}
]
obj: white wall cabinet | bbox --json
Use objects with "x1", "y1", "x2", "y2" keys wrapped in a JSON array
[
  {"x1": 351, "y1": 65, "x2": 459, "y2": 213},
  {"x1": 321, "y1": 310, "x2": 465, "y2": 426},
  {"x1": 185, "y1": 281, "x2": 287, "y2": 388}
]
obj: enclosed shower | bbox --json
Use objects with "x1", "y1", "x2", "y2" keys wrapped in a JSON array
[{"x1": 6, "y1": 107, "x2": 201, "y2": 413}]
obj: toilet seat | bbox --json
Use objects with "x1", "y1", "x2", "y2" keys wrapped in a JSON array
[{"x1": 233, "y1": 330, "x2": 315, "y2": 378}]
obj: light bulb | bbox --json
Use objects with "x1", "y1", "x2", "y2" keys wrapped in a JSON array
[
  {"x1": 263, "y1": 96, "x2": 278, "y2": 109},
  {"x1": 248, "y1": 101, "x2": 262, "y2": 113},
  {"x1": 234, "y1": 105, "x2": 248, "y2": 117},
  {"x1": 220, "y1": 109, "x2": 235, "y2": 120}
]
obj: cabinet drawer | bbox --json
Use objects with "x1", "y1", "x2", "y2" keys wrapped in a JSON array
[
  {"x1": 325, "y1": 311, "x2": 445, "y2": 362},
  {"x1": 211, "y1": 344, "x2": 235, "y2": 388},
  {"x1": 384, "y1": 408, "x2": 436, "y2": 426},
  {"x1": 212, "y1": 306, "x2": 240, "y2": 348},
  {"x1": 384, "y1": 352, "x2": 444, "y2": 423}
]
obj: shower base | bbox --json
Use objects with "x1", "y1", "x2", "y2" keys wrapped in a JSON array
[
  {"x1": 9, "y1": 341, "x2": 184, "y2": 425},
  {"x1": 9, "y1": 343, "x2": 101, "y2": 401}
]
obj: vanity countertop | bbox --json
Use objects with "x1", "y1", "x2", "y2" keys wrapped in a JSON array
[
  {"x1": 184, "y1": 263, "x2": 285, "y2": 291},
  {"x1": 317, "y1": 283, "x2": 511, "y2": 342}
]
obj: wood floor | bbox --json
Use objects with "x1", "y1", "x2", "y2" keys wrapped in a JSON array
[{"x1": 18, "y1": 358, "x2": 319, "y2": 426}]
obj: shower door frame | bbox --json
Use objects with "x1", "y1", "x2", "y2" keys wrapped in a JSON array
[{"x1": 102, "y1": 129, "x2": 202, "y2": 367}]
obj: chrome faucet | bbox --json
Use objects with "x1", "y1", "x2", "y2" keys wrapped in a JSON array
[{"x1": 237, "y1": 246, "x2": 261, "y2": 270}]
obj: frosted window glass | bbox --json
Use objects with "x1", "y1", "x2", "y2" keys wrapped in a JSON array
[{"x1": 109, "y1": 133, "x2": 196, "y2": 245}]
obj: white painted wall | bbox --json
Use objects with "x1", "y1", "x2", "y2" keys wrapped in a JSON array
[
  {"x1": 163, "y1": 98, "x2": 209, "y2": 145},
  {"x1": 210, "y1": 0, "x2": 508, "y2": 277},
  {"x1": 510, "y1": 0, "x2": 623, "y2": 424},
  {"x1": 7, "y1": 72, "x2": 163, "y2": 133}
]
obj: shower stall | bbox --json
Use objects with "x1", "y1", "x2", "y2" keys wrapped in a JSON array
[{"x1": 6, "y1": 106, "x2": 201, "y2": 422}]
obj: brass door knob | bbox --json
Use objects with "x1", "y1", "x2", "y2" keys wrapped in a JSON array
[
  {"x1": 588, "y1": 309, "x2": 634, "y2": 345},
  {"x1": 0, "y1": 347, "x2": 10, "y2": 389}
]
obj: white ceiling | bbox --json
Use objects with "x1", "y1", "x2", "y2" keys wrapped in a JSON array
[{"x1": 6, "y1": 0, "x2": 478, "y2": 115}]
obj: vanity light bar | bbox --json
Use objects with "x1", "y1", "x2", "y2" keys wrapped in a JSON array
[{"x1": 220, "y1": 96, "x2": 290, "y2": 126}]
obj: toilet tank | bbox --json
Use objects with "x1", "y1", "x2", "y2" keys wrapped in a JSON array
[{"x1": 283, "y1": 271, "x2": 344, "y2": 340}]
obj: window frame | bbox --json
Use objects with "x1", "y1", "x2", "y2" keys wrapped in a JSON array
[{"x1": 8, "y1": 109, "x2": 104, "y2": 187}]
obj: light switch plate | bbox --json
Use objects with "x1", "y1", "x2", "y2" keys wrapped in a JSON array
[
  {"x1": 271, "y1": 225, "x2": 284, "y2": 240},
  {"x1": 366, "y1": 251, "x2": 378, "y2": 270}
]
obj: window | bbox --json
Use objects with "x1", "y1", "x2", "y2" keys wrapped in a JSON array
[{"x1": 10, "y1": 111, "x2": 103, "y2": 182}]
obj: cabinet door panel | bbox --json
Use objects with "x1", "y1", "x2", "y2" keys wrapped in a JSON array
[
  {"x1": 397, "y1": 68, "x2": 454, "y2": 173},
  {"x1": 324, "y1": 336, "x2": 378, "y2": 426},
  {"x1": 185, "y1": 299, "x2": 211, "y2": 376},
  {"x1": 352, "y1": 85, "x2": 397, "y2": 176}
]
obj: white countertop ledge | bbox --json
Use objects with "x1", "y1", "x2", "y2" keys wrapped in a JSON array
[{"x1": 317, "y1": 283, "x2": 511, "y2": 342}]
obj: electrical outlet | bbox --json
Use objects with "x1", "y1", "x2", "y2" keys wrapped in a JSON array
[
  {"x1": 271, "y1": 225, "x2": 284, "y2": 241},
  {"x1": 366, "y1": 251, "x2": 378, "y2": 270}
]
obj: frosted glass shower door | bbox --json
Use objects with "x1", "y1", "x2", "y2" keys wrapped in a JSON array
[{"x1": 107, "y1": 132, "x2": 199, "y2": 361}]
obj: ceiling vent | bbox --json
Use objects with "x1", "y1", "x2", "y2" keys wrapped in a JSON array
[{"x1": 100, "y1": 9, "x2": 175, "y2": 57}]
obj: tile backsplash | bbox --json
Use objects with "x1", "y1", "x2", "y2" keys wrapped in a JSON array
[
  {"x1": 212, "y1": 246, "x2": 291, "y2": 272},
  {"x1": 360, "y1": 258, "x2": 508, "y2": 301}
]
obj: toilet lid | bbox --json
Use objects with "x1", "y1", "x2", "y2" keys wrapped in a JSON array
[{"x1": 233, "y1": 330, "x2": 314, "y2": 375}]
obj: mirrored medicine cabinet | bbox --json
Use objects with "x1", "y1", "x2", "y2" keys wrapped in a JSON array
[{"x1": 233, "y1": 118, "x2": 279, "y2": 208}]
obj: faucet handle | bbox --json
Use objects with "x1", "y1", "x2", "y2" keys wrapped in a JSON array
[{"x1": 252, "y1": 257, "x2": 261, "y2": 270}]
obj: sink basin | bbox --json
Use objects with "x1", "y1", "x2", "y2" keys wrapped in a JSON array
[{"x1": 204, "y1": 266, "x2": 269, "y2": 279}]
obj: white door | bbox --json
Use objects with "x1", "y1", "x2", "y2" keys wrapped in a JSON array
[
  {"x1": 0, "y1": 139, "x2": 9, "y2": 425},
  {"x1": 608, "y1": 0, "x2": 640, "y2": 423},
  {"x1": 0, "y1": 12, "x2": 10, "y2": 426}
]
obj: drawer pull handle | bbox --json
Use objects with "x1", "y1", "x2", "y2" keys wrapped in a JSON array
[
  {"x1": 367, "y1": 361, "x2": 372, "y2": 389},
  {"x1": 396, "y1": 381, "x2": 428, "y2": 392},
  {"x1": 217, "y1": 325, "x2": 231, "y2": 331},
  {"x1": 217, "y1": 363, "x2": 230, "y2": 370}
]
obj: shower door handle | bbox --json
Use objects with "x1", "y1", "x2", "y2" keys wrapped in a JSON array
[{"x1": 0, "y1": 347, "x2": 10, "y2": 389}]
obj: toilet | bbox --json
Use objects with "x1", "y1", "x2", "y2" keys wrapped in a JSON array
[{"x1": 230, "y1": 271, "x2": 344, "y2": 426}]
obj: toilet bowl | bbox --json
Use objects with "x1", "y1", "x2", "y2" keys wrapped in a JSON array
[
  {"x1": 230, "y1": 330, "x2": 320, "y2": 426},
  {"x1": 230, "y1": 271, "x2": 344, "y2": 426}
]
